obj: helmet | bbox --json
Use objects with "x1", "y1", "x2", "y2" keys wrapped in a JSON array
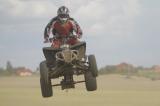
[{"x1": 57, "y1": 6, "x2": 69, "y2": 23}]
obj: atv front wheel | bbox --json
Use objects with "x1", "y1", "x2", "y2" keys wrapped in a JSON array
[
  {"x1": 84, "y1": 71, "x2": 97, "y2": 91},
  {"x1": 40, "y1": 61, "x2": 53, "y2": 97},
  {"x1": 88, "y1": 55, "x2": 98, "y2": 77}
]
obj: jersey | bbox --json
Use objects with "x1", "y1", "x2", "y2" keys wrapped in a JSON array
[{"x1": 44, "y1": 16, "x2": 82, "y2": 39}]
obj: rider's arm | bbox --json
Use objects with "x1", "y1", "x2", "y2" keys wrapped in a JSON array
[
  {"x1": 44, "y1": 17, "x2": 58, "y2": 40},
  {"x1": 70, "y1": 18, "x2": 83, "y2": 38}
]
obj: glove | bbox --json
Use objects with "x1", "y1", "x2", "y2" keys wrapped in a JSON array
[
  {"x1": 69, "y1": 33, "x2": 77, "y2": 38},
  {"x1": 70, "y1": 34, "x2": 76, "y2": 38}
]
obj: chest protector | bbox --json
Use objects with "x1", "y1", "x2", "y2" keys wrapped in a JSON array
[{"x1": 52, "y1": 21, "x2": 73, "y2": 37}]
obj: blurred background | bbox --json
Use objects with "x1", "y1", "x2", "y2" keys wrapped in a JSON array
[
  {"x1": 0, "y1": 0, "x2": 160, "y2": 106},
  {"x1": 0, "y1": 0, "x2": 160, "y2": 70}
]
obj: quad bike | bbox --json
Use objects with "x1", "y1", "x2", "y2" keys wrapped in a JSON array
[{"x1": 40, "y1": 36, "x2": 98, "y2": 97}]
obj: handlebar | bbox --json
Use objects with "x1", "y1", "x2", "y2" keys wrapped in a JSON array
[{"x1": 44, "y1": 35, "x2": 77, "y2": 43}]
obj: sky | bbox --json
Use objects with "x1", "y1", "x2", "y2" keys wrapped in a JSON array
[{"x1": 0, "y1": 0, "x2": 160, "y2": 70}]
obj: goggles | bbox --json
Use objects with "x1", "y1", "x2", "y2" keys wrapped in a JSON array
[{"x1": 59, "y1": 14, "x2": 69, "y2": 18}]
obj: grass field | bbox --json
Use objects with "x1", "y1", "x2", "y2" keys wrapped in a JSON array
[{"x1": 0, "y1": 75, "x2": 160, "y2": 106}]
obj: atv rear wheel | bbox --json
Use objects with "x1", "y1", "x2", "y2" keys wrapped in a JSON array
[
  {"x1": 88, "y1": 55, "x2": 98, "y2": 77},
  {"x1": 84, "y1": 71, "x2": 97, "y2": 91},
  {"x1": 40, "y1": 61, "x2": 53, "y2": 97}
]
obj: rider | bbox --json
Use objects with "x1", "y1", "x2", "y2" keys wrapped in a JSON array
[{"x1": 44, "y1": 6, "x2": 83, "y2": 48}]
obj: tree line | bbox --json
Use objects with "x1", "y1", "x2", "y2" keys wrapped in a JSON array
[
  {"x1": 99, "y1": 62, "x2": 160, "y2": 80},
  {"x1": 0, "y1": 61, "x2": 38, "y2": 76},
  {"x1": 0, "y1": 61, "x2": 15, "y2": 76}
]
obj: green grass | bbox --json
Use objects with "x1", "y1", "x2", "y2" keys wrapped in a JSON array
[{"x1": 0, "y1": 75, "x2": 160, "y2": 106}]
